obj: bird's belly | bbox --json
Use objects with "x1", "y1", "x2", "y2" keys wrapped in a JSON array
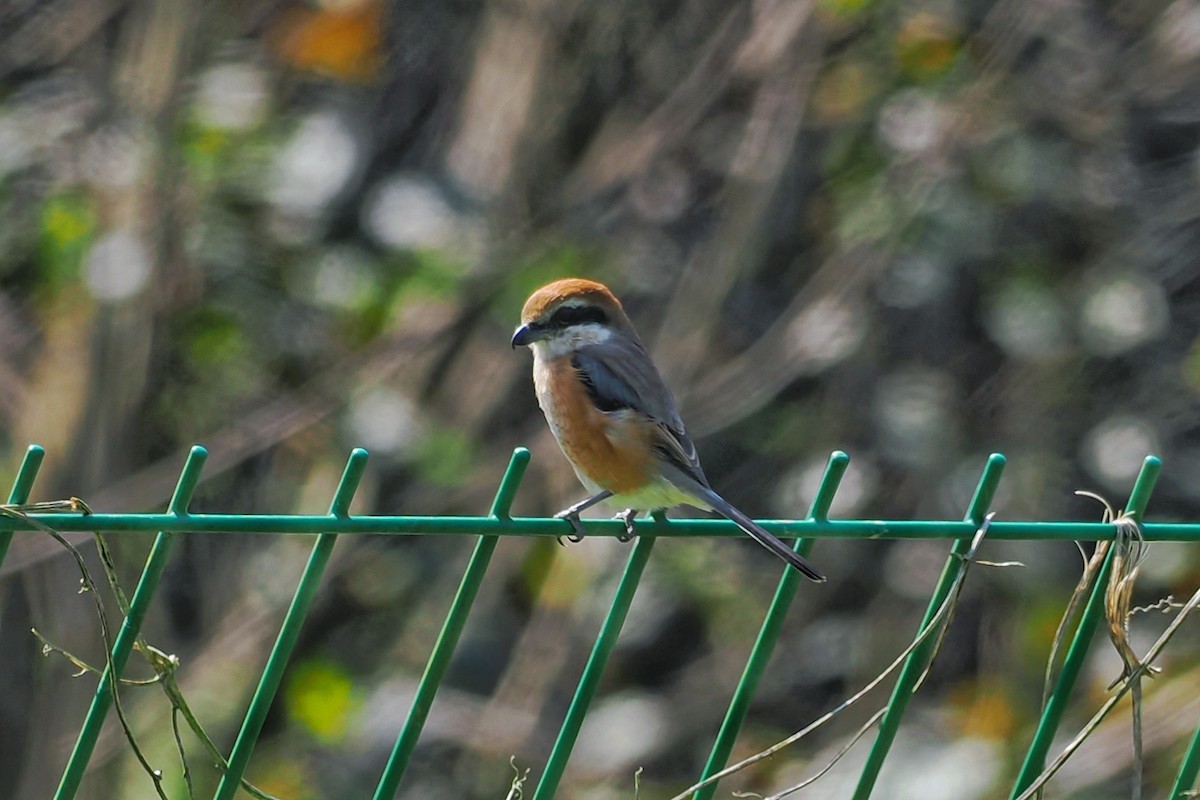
[
  {"x1": 607, "y1": 476, "x2": 704, "y2": 513},
  {"x1": 534, "y1": 358, "x2": 655, "y2": 496}
]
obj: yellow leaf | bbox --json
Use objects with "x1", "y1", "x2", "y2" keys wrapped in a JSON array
[{"x1": 285, "y1": 659, "x2": 359, "y2": 743}]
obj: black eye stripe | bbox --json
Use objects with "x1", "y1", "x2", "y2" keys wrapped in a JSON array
[{"x1": 547, "y1": 305, "x2": 608, "y2": 328}]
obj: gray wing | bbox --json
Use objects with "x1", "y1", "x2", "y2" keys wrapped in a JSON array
[
  {"x1": 572, "y1": 339, "x2": 709, "y2": 488},
  {"x1": 574, "y1": 339, "x2": 825, "y2": 580}
]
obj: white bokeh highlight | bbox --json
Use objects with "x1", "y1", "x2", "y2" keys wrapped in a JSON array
[
  {"x1": 1078, "y1": 272, "x2": 1168, "y2": 356},
  {"x1": 309, "y1": 248, "x2": 379, "y2": 310},
  {"x1": 84, "y1": 230, "x2": 152, "y2": 302},
  {"x1": 774, "y1": 454, "x2": 878, "y2": 518},
  {"x1": 873, "y1": 366, "x2": 959, "y2": 467},
  {"x1": 984, "y1": 283, "x2": 1070, "y2": 362},
  {"x1": 879, "y1": 255, "x2": 952, "y2": 310},
  {"x1": 786, "y1": 296, "x2": 868, "y2": 371},
  {"x1": 878, "y1": 89, "x2": 945, "y2": 156},
  {"x1": 346, "y1": 388, "x2": 425, "y2": 456},
  {"x1": 1082, "y1": 414, "x2": 1158, "y2": 486},
  {"x1": 193, "y1": 62, "x2": 270, "y2": 132},
  {"x1": 269, "y1": 111, "x2": 359, "y2": 217},
  {"x1": 573, "y1": 693, "x2": 670, "y2": 774},
  {"x1": 363, "y1": 174, "x2": 459, "y2": 252}
]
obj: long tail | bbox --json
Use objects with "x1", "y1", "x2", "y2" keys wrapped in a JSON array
[{"x1": 696, "y1": 486, "x2": 825, "y2": 582}]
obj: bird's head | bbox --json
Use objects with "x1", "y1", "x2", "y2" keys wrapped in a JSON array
[{"x1": 511, "y1": 278, "x2": 635, "y2": 358}]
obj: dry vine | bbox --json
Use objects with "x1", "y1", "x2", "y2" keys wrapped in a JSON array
[
  {"x1": 1, "y1": 500, "x2": 280, "y2": 800},
  {"x1": 667, "y1": 513, "x2": 1007, "y2": 800}
]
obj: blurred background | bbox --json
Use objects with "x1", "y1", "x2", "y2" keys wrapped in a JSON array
[{"x1": 0, "y1": 0, "x2": 1198, "y2": 797}]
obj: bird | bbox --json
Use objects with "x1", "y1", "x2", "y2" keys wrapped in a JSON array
[{"x1": 511, "y1": 277, "x2": 824, "y2": 581}]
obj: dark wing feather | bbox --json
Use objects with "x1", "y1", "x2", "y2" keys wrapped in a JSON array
[
  {"x1": 574, "y1": 340, "x2": 822, "y2": 580},
  {"x1": 574, "y1": 356, "x2": 635, "y2": 413},
  {"x1": 571, "y1": 341, "x2": 709, "y2": 487}
]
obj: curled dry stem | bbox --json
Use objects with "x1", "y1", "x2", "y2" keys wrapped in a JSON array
[{"x1": 504, "y1": 756, "x2": 531, "y2": 800}]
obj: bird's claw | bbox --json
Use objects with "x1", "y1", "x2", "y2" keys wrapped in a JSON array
[
  {"x1": 615, "y1": 509, "x2": 638, "y2": 542},
  {"x1": 554, "y1": 510, "x2": 586, "y2": 545}
]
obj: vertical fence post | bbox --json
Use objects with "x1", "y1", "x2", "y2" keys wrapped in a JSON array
[
  {"x1": 852, "y1": 453, "x2": 1006, "y2": 799},
  {"x1": 213, "y1": 448, "x2": 367, "y2": 800},
  {"x1": 692, "y1": 450, "x2": 848, "y2": 800},
  {"x1": 1010, "y1": 455, "x2": 1161, "y2": 798},
  {"x1": 531, "y1": 532, "x2": 657, "y2": 800},
  {"x1": 55, "y1": 445, "x2": 208, "y2": 800},
  {"x1": 371, "y1": 448, "x2": 530, "y2": 800},
  {"x1": 0, "y1": 444, "x2": 46, "y2": 571},
  {"x1": 1170, "y1": 719, "x2": 1200, "y2": 800}
]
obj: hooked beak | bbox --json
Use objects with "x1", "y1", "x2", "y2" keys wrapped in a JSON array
[{"x1": 511, "y1": 324, "x2": 537, "y2": 349}]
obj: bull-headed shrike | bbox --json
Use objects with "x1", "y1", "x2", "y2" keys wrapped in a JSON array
[{"x1": 512, "y1": 278, "x2": 824, "y2": 581}]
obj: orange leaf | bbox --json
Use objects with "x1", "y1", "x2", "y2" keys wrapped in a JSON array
[{"x1": 272, "y1": 0, "x2": 384, "y2": 83}]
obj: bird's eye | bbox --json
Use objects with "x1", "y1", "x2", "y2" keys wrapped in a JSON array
[{"x1": 548, "y1": 305, "x2": 608, "y2": 328}]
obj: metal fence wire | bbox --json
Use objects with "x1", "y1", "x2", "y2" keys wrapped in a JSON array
[{"x1": 1, "y1": 443, "x2": 1198, "y2": 799}]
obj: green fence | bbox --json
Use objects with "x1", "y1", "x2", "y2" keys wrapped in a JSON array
[{"x1": 1, "y1": 443, "x2": 1198, "y2": 799}]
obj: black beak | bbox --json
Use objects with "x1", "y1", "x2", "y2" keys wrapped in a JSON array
[{"x1": 511, "y1": 324, "x2": 535, "y2": 349}]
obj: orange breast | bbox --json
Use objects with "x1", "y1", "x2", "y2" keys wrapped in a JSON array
[{"x1": 535, "y1": 356, "x2": 654, "y2": 494}]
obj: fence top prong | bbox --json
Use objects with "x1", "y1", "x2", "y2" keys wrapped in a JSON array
[
  {"x1": 167, "y1": 446, "x2": 209, "y2": 515},
  {"x1": 328, "y1": 448, "x2": 369, "y2": 517},
  {"x1": 963, "y1": 453, "x2": 1006, "y2": 524},
  {"x1": 808, "y1": 450, "x2": 850, "y2": 522},
  {"x1": 490, "y1": 448, "x2": 531, "y2": 519},
  {"x1": 1124, "y1": 454, "x2": 1161, "y2": 521},
  {"x1": 7, "y1": 444, "x2": 46, "y2": 504}
]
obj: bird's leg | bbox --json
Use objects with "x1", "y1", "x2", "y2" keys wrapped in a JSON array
[
  {"x1": 615, "y1": 509, "x2": 639, "y2": 542},
  {"x1": 554, "y1": 490, "x2": 613, "y2": 544}
]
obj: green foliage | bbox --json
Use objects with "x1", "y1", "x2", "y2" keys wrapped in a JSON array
[
  {"x1": 413, "y1": 426, "x2": 477, "y2": 487},
  {"x1": 400, "y1": 249, "x2": 466, "y2": 300},
  {"x1": 38, "y1": 194, "x2": 95, "y2": 294},
  {"x1": 185, "y1": 307, "x2": 249, "y2": 368},
  {"x1": 492, "y1": 243, "x2": 606, "y2": 320}
]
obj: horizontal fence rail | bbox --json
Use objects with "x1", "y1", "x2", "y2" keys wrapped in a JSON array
[
  {"x1": 5, "y1": 515, "x2": 1200, "y2": 540},
  {"x1": 1, "y1": 444, "x2": 1198, "y2": 800}
]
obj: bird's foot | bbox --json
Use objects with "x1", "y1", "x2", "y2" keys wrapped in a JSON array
[
  {"x1": 615, "y1": 509, "x2": 639, "y2": 542},
  {"x1": 553, "y1": 509, "x2": 587, "y2": 545}
]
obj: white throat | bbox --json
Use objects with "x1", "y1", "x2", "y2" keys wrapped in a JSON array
[{"x1": 530, "y1": 323, "x2": 612, "y2": 359}]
